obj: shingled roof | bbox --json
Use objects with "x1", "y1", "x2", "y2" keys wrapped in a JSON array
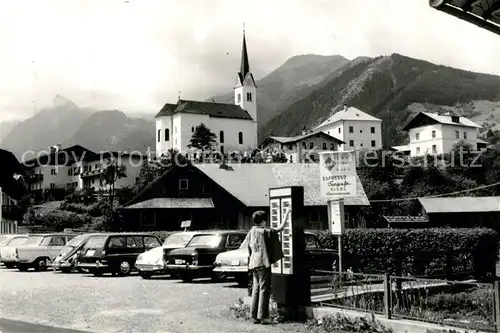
[{"x1": 154, "y1": 99, "x2": 253, "y2": 120}]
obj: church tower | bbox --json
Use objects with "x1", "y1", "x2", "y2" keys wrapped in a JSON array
[{"x1": 234, "y1": 29, "x2": 257, "y2": 122}]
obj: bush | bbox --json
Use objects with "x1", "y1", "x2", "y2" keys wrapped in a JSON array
[
  {"x1": 314, "y1": 228, "x2": 498, "y2": 280},
  {"x1": 306, "y1": 313, "x2": 393, "y2": 333},
  {"x1": 24, "y1": 208, "x2": 91, "y2": 231}
]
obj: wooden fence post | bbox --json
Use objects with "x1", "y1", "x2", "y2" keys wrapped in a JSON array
[
  {"x1": 495, "y1": 281, "x2": 500, "y2": 333},
  {"x1": 384, "y1": 273, "x2": 392, "y2": 319}
]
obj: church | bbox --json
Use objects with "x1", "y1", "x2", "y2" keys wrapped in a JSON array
[{"x1": 155, "y1": 32, "x2": 258, "y2": 158}]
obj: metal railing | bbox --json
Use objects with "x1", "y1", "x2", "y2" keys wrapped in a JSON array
[{"x1": 311, "y1": 270, "x2": 499, "y2": 332}]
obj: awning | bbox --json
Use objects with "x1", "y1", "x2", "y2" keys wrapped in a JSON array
[{"x1": 124, "y1": 198, "x2": 214, "y2": 209}]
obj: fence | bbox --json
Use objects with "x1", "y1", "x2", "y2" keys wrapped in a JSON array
[{"x1": 311, "y1": 270, "x2": 499, "y2": 332}]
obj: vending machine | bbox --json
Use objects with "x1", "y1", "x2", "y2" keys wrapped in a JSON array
[{"x1": 269, "y1": 186, "x2": 311, "y2": 314}]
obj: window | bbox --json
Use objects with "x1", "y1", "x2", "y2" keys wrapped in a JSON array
[
  {"x1": 51, "y1": 168, "x2": 56, "y2": 175},
  {"x1": 338, "y1": 127, "x2": 341, "y2": 134},
  {"x1": 455, "y1": 130, "x2": 459, "y2": 139},
  {"x1": 301, "y1": 142, "x2": 306, "y2": 148},
  {"x1": 179, "y1": 179, "x2": 188, "y2": 190},
  {"x1": 432, "y1": 145, "x2": 437, "y2": 153},
  {"x1": 108, "y1": 237, "x2": 126, "y2": 248},
  {"x1": 327, "y1": 131, "x2": 330, "y2": 135},
  {"x1": 322, "y1": 142, "x2": 327, "y2": 150},
  {"x1": 141, "y1": 211, "x2": 155, "y2": 227},
  {"x1": 68, "y1": 169, "x2": 73, "y2": 176},
  {"x1": 349, "y1": 140, "x2": 354, "y2": 147},
  {"x1": 371, "y1": 140, "x2": 376, "y2": 147},
  {"x1": 246, "y1": 92, "x2": 252, "y2": 101},
  {"x1": 371, "y1": 127, "x2": 375, "y2": 134},
  {"x1": 416, "y1": 133, "x2": 420, "y2": 140},
  {"x1": 330, "y1": 143, "x2": 335, "y2": 150},
  {"x1": 157, "y1": 129, "x2": 161, "y2": 142},
  {"x1": 49, "y1": 236, "x2": 66, "y2": 246},
  {"x1": 360, "y1": 129, "x2": 363, "y2": 133},
  {"x1": 144, "y1": 236, "x2": 161, "y2": 249},
  {"x1": 226, "y1": 234, "x2": 244, "y2": 248},
  {"x1": 305, "y1": 234, "x2": 321, "y2": 249},
  {"x1": 50, "y1": 183, "x2": 56, "y2": 189},
  {"x1": 175, "y1": 126, "x2": 177, "y2": 133},
  {"x1": 191, "y1": 126, "x2": 194, "y2": 133},
  {"x1": 309, "y1": 142, "x2": 314, "y2": 149},
  {"x1": 202, "y1": 184, "x2": 210, "y2": 194},
  {"x1": 464, "y1": 131, "x2": 467, "y2": 139},
  {"x1": 126, "y1": 236, "x2": 144, "y2": 248},
  {"x1": 360, "y1": 143, "x2": 363, "y2": 147},
  {"x1": 237, "y1": 93, "x2": 241, "y2": 103},
  {"x1": 416, "y1": 147, "x2": 421, "y2": 154},
  {"x1": 432, "y1": 130, "x2": 436, "y2": 138},
  {"x1": 219, "y1": 130, "x2": 224, "y2": 143},
  {"x1": 220, "y1": 145, "x2": 224, "y2": 154},
  {"x1": 165, "y1": 129, "x2": 170, "y2": 141},
  {"x1": 238, "y1": 132, "x2": 243, "y2": 144},
  {"x1": 349, "y1": 126, "x2": 354, "y2": 133}
]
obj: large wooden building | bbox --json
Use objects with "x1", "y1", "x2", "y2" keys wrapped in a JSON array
[{"x1": 121, "y1": 163, "x2": 370, "y2": 231}]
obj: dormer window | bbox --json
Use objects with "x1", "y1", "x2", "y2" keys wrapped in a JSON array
[
  {"x1": 415, "y1": 133, "x2": 420, "y2": 140},
  {"x1": 246, "y1": 92, "x2": 252, "y2": 102},
  {"x1": 237, "y1": 93, "x2": 241, "y2": 103}
]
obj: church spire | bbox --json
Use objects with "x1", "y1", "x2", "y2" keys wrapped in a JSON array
[{"x1": 240, "y1": 26, "x2": 250, "y2": 79}]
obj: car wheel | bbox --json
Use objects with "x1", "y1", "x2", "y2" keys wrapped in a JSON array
[
  {"x1": 3, "y1": 263, "x2": 15, "y2": 269},
  {"x1": 18, "y1": 264, "x2": 29, "y2": 272},
  {"x1": 180, "y1": 273, "x2": 193, "y2": 282},
  {"x1": 34, "y1": 258, "x2": 49, "y2": 272},
  {"x1": 140, "y1": 271, "x2": 153, "y2": 279},
  {"x1": 117, "y1": 261, "x2": 132, "y2": 276}
]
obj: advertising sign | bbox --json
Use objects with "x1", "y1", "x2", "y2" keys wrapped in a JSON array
[
  {"x1": 327, "y1": 199, "x2": 345, "y2": 235},
  {"x1": 319, "y1": 151, "x2": 357, "y2": 200},
  {"x1": 269, "y1": 187, "x2": 293, "y2": 275}
]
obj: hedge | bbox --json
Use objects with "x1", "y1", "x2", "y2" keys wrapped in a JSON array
[{"x1": 315, "y1": 228, "x2": 498, "y2": 280}]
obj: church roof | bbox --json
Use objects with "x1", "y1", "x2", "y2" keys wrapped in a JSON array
[
  {"x1": 236, "y1": 32, "x2": 257, "y2": 87},
  {"x1": 314, "y1": 106, "x2": 381, "y2": 130},
  {"x1": 155, "y1": 99, "x2": 253, "y2": 120}
]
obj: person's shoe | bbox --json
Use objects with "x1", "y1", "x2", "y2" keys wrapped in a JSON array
[{"x1": 252, "y1": 319, "x2": 261, "y2": 324}]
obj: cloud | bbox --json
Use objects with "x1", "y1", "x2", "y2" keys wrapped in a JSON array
[{"x1": 1, "y1": 0, "x2": 500, "y2": 121}]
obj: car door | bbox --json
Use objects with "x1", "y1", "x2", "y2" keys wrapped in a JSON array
[{"x1": 47, "y1": 236, "x2": 67, "y2": 259}]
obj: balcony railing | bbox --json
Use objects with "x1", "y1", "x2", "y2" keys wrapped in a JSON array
[{"x1": 80, "y1": 169, "x2": 103, "y2": 178}]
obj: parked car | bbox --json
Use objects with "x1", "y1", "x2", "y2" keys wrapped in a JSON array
[
  {"x1": 15, "y1": 233, "x2": 77, "y2": 272},
  {"x1": 0, "y1": 234, "x2": 29, "y2": 268},
  {"x1": 52, "y1": 233, "x2": 105, "y2": 273},
  {"x1": 213, "y1": 231, "x2": 337, "y2": 286},
  {"x1": 135, "y1": 231, "x2": 204, "y2": 279},
  {"x1": 76, "y1": 233, "x2": 162, "y2": 277},
  {"x1": 165, "y1": 230, "x2": 247, "y2": 282}
]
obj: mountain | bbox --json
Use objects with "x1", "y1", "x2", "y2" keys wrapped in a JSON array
[
  {"x1": 0, "y1": 120, "x2": 20, "y2": 144},
  {"x1": 64, "y1": 110, "x2": 155, "y2": 153},
  {"x1": 260, "y1": 54, "x2": 500, "y2": 147},
  {"x1": 1, "y1": 96, "x2": 94, "y2": 157},
  {"x1": 210, "y1": 54, "x2": 350, "y2": 127}
]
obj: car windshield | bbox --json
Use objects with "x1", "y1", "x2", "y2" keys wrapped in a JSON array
[
  {"x1": 7, "y1": 237, "x2": 29, "y2": 247},
  {"x1": 187, "y1": 234, "x2": 221, "y2": 247},
  {"x1": 0, "y1": 236, "x2": 9, "y2": 246},
  {"x1": 164, "y1": 234, "x2": 193, "y2": 247},
  {"x1": 84, "y1": 236, "x2": 107, "y2": 248},
  {"x1": 66, "y1": 235, "x2": 88, "y2": 247},
  {"x1": 23, "y1": 236, "x2": 45, "y2": 246}
]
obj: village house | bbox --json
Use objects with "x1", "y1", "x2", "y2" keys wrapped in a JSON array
[
  {"x1": 398, "y1": 112, "x2": 484, "y2": 157},
  {"x1": 155, "y1": 32, "x2": 258, "y2": 157},
  {"x1": 120, "y1": 163, "x2": 370, "y2": 231},
  {"x1": 259, "y1": 130, "x2": 345, "y2": 163},
  {"x1": 313, "y1": 105, "x2": 383, "y2": 151}
]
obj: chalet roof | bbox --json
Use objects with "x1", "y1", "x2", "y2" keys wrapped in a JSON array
[
  {"x1": 154, "y1": 99, "x2": 253, "y2": 120},
  {"x1": 22, "y1": 145, "x2": 98, "y2": 168},
  {"x1": 382, "y1": 215, "x2": 429, "y2": 223},
  {"x1": 419, "y1": 196, "x2": 500, "y2": 213},
  {"x1": 194, "y1": 163, "x2": 370, "y2": 207},
  {"x1": 0, "y1": 148, "x2": 27, "y2": 200},
  {"x1": 391, "y1": 145, "x2": 411, "y2": 152},
  {"x1": 262, "y1": 131, "x2": 345, "y2": 145},
  {"x1": 314, "y1": 106, "x2": 381, "y2": 130},
  {"x1": 402, "y1": 112, "x2": 481, "y2": 131},
  {"x1": 125, "y1": 198, "x2": 214, "y2": 209},
  {"x1": 430, "y1": 0, "x2": 500, "y2": 36}
]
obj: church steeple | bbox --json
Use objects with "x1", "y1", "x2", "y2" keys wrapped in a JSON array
[{"x1": 240, "y1": 28, "x2": 250, "y2": 79}]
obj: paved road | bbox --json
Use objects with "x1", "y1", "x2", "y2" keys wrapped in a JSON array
[
  {"x1": 0, "y1": 267, "x2": 305, "y2": 333},
  {"x1": 0, "y1": 318, "x2": 93, "y2": 333}
]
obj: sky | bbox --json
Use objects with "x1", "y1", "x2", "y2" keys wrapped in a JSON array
[{"x1": 1, "y1": 0, "x2": 500, "y2": 122}]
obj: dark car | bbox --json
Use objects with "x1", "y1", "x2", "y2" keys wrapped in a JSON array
[
  {"x1": 165, "y1": 230, "x2": 247, "y2": 282},
  {"x1": 76, "y1": 233, "x2": 162, "y2": 277},
  {"x1": 52, "y1": 233, "x2": 106, "y2": 273}
]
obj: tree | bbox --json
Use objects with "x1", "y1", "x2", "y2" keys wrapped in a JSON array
[
  {"x1": 100, "y1": 159, "x2": 127, "y2": 210},
  {"x1": 188, "y1": 123, "x2": 217, "y2": 151}
]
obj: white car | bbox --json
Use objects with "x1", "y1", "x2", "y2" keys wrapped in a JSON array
[
  {"x1": 135, "y1": 231, "x2": 203, "y2": 279},
  {"x1": 0, "y1": 234, "x2": 30, "y2": 268}
]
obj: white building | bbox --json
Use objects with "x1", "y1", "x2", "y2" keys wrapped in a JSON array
[
  {"x1": 155, "y1": 32, "x2": 258, "y2": 158},
  {"x1": 313, "y1": 105, "x2": 383, "y2": 151},
  {"x1": 401, "y1": 112, "x2": 482, "y2": 157}
]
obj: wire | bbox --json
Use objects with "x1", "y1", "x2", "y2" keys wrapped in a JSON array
[{"x1": 368, "y1": 181, "x2": 500, "y2": 203}]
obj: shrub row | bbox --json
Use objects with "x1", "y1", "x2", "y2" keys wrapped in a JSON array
[{"x1": 314, "y1": 228, "x2": 498, "y2": 280}]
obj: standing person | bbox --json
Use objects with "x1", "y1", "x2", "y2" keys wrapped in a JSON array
[{"x1": 246, "y1": 209, "x2": 289, "y2": 324}]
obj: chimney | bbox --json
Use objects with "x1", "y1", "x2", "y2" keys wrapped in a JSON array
[
  {"x1": 451, "y1": 115, "x2": 460, "y2": 123},
  {"x1": 343, "y1": 104, "x2": 348, "y2": 112}
]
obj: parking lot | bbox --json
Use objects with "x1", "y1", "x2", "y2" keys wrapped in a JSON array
[{"x1": 0, "y1": 268, "x2": 300, "y2": 333}]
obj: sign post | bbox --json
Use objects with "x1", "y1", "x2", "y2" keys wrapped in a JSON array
[
  {"x1": 319, "y1": 151, "x2": 357, "y2": 273},
  {"x1": 180, "y1": 220, "x2": 191, "y2": 232}
]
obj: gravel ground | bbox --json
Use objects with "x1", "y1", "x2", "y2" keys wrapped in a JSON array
[{"x1": 0, "y1": 267, "x2": 307, "y2": 333}]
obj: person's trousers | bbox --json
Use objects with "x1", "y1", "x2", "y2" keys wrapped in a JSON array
[{"x1": 250, "y1": 266, "x2": 271, "y2": 320}]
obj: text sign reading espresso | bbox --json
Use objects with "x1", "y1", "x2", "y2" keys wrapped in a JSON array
[{"x1": 319, "y1": 151, "x2": 357, "y2": 200}]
